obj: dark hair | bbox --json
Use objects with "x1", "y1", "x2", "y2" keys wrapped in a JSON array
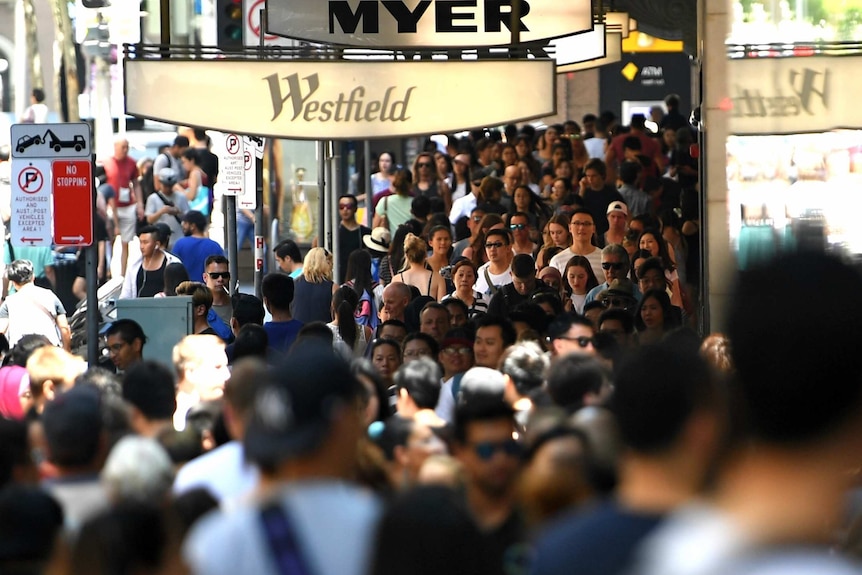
[
  {"x1": 474, "y1": 315, "x2": 517, "y2": 348},
  {"x1": 546, "y1": 354, "x2": 606, "y2": 412},
  {"x1": 388, "y1": 225, "x2": 411, "y2": 273},
  {"x1": 0, "y1": 418, "x2": 29, "y2": 488},
  {"x1": 636, "y1": 256, "x2": 668, "y2": 283},
  {"x1": 393, "y1": 356, "x2": 441, "y2": 410},
  {"x1": 598, "y1": 307, "x2": 635, "y2": 334},
  {"x1": 163, "y1": 263, "x2": 189, "y2": 297},
  {"x1": 0, "y1": 484, "x2": 63, "y2": 566},
  {"x1": 370, "y1": 338, "x2": 402, "y2": 359},
  {"x1": 333, "y1": 286, "x2": 359, "y2": 350},
  {"x1": 43, "y1": 387, "x2": 103, "y2": 467},
  {"x1": 630, "y1": 114, "x2": 647, "y2": 130},
  {"x1": 32, "y1": 88, "x2": 45, "y2": 103},
  {"x1": 637, "y1": 229, "x2": 675, "y2": 272},
  {"x1": 230, "y1": 293, "x2": 265, "y2": 327},
  {"x1": 622, "y1": 136, "x2": 642, "y2": 152},
  {"x1": 105, "y1": 319, "x2": 147, "y2": 347},
  {"x1": 181, "y1": 148, "x2": 200, "y2": 163},
  {"x1": 174, "y1": 281, "x2": 212, "y2": 311},
  {"x1": 377, "y1": 319, "x2": 407, "y2": 337},
  {"x1": 392, "y1": 169, "x2": 413, "y2": 196},
  {"x1": 204, "y1": 254, "x2": 229, "y2": 270},
  {"x1": 345, "y1": 249, "x2": 374, "y2": 300},
  {"x1": 261, "y1": 273, "x2": 294, "y2": 311},
  {"x1": 352, "y1": 358, "x2": 393, "y2": 423},
  {"x1": 633, "y1": 289, "x2": 678, "y2": 333},
  {"x1": 410, "y1": 195, "x2": 432, "y2": 220},
  {"x1": 629, "y1": 248, "x2": 654, "y2": 279},
  {"x1": 484, "y1": 228, "x2": 511, "y2": 246},
  {"x1": 274, "y1": 239, "x2": 302, "y2": 262},
  {"x1": 548, "y1": 312, "x2": 594, "y2": 342},
  {"x1": 612, "y1": 343, "x2": 714, "y2": 452},
  {"x1": 122, "y1": 360, "x2": 177, "y2": 420},
  {"x1": 531, "y1": 292, "x2": 563, "y2": 315},
  {"x1": 500, "y1": 342, "x2": 547, "y2": 396},
  {"x1": 563, "y1": 255, "x2": 600, "y2": 295},
  {"x1": 232, "y1": 324, "x2": 269, "y2": 361},
  {"x1": 402, "y1": 332, "x2": 440, "y2": 361},
  {"x1": 583, "y1": 158, "x2": 607, "y2": 179},
  {"x1": 728, "y1": 253, "x2": 862, "y2": 444},
  {"x1": 619, "y1": 161, "x2": 641, "y2": 186},
  {"x1": 3, "y1": 334, "x2": 52, "y2": 367},
  {"x1": 370, "y1": 486, "x2": 491, "y2": 575},
  {"x1": 511, "y1": 253, "x2": 535, "y2": 279},
  {"x1": 137, "y1": 224, "x2": 159, "y2": 239},
  {"x1": 453, "y1": 397, "x2": 514, "y2": 444},
  {"x1": 443, "y1": 297, "x2": 469, "y2": 318}
]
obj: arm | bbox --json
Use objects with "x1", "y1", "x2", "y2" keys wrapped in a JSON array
[
  {"x1": 44, "y1": 265, "x2": 56, "y2": 290},
  {"x1": 56, "y1": 314, "x2": 71, "y2": 351},
  {"x1": 439, "y1": 180, "x2": 452, "y2": 214},
  {"x1": 432, "y1": 272, "x2": 446, "y2": 302},
  {"x1": 184, "y1": 170, "x2": 201, "y2": 202}
]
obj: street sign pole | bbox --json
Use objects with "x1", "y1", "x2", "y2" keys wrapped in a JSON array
[
  {"x1": 86, "y1": 154, "x2": 98, "y2": 365},
  {"x1": 254, "y1": 156, "x2": 263, "y2": 299}
]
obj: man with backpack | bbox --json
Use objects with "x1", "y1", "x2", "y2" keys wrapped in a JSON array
[{"x1": 144, "y1": 168, "x2": 189, "y2": 250}]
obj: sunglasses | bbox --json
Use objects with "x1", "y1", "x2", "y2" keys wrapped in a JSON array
[
  {"x1": 472, "y1": 439, "x2": 522, "y2": 461},
  {"x1": 442, "y1": 346, "x2": 473, "y2": 356},
  {"x1": 550, "y1": 335, "x2": 595, "y2": 348},
  {"x1": 601, "y1": 262, "x2": 625, "y2": 270},
  {"x1": 207, "y1": 272, "x2": 231, "y2": 279},
  {"x1": 571, "y1": 221, "x2": 594, "y2": 227},
  {"x1": 604, "y1": 297, "x2": 631, "y2": 308},
  {"x1": 417, "y1": 162, "x2": 432, "y2": 168},
  {"x1": 338, "y1": 203, "x2": 355, "y2": 209},
  {"x1": 485, "y1": 241, "x2": 505, "y2": 249},
  {"x1": 509, "y1": 224, "x2": 526, "y2": 231},
  {"x1": 472, "y1": 180, "x2": 483, "y2": 186}
]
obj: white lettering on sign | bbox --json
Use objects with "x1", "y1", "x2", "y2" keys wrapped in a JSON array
[{"x1": 642, "y1": 66, "x2": 663, "y2": 77}]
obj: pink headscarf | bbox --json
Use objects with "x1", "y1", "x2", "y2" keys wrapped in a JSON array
[{"x1": 0, "y1": 366, "x2": 28, "y2": 420}]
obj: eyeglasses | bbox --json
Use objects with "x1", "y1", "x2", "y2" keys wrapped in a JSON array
[
  {"x1": 571, "y1": 221, "x2": 594, "y2": 227},
  {"x1": 549, "y1": 335, "x2": 595, "y2": 348},
  {"x1": 442, "y1": 346, "x2": 473, "y2": 356},
  {"x1": 601, "y1": 262, "x2": 625, "y2": 270},
  {"x1": 107, "y1": 342, "x2": 128, "y2": 353},
  {"x1": 417, "y1": 162, "x2": 432, "y2": 168},
  {"x1": 604, "y1": 297, "x2": 631, "y2": 308},
  {"x1": 485, "y1": 241, "x2": 505, "y2": 249},
  {"x1": 509, "y1": 224, "x2": 526, "y2": 231},
  {"x1": 472, "y1": 439, "x2": 522, "y2": 460},
  {"x1": 207, "y1": 272, "x2": 231, "y2": 279},
  {"x1": 338, "y1": 203, "x2": 355, "y2": 210}
]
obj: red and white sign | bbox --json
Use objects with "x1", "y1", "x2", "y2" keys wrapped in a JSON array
[
  {"x1": 10, "y1": 160, "x2": 53, "y2": 246},
  {"x1": 52, "y1": 160, "x2": 93, "y2": 246},
  {"x1": 244, "y1": 0, "x2": 295, "y2": 47}
]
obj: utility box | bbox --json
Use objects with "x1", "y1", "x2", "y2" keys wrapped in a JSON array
[{"x1": 116, "y1": 297, "x2": 193, "y2": 368}]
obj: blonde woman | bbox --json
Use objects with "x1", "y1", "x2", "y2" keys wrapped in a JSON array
[
  {"x1": 397, "y1": 233, "x2": 447, "y2": 301},
  {"x1": 293, "y1": 247, "x2": 336, "y2": 324}
]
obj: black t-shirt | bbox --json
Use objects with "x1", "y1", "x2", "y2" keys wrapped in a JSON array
[
  {"x1": 136, "y1": 257, "x2": 167, "y2": 298},
  {"x1": 337, "y1": 223, "x2": 371, "y2": 284},
  {"x1": 197, "y1": 148, "x2": 219, "y2": 186}
]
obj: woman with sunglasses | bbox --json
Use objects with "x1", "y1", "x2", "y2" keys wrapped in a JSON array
[{"x1": 412, "y1": 152, "x2": 452, "y2": 214}]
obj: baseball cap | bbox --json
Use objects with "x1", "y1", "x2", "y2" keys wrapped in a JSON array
[
  {"x1": 607, "y1": 201, "x2": 629, "y2": 216},
  {"x1": 244, "y1": 344, "x2": 361, "y2": 464},
  {"x1": 157, "y1": 167, "x2": 178, "y2": 186}
]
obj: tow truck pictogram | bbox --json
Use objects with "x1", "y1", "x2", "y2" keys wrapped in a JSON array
[{"x1": 15, "y1": 129, "x2": 86, "y2": 154}]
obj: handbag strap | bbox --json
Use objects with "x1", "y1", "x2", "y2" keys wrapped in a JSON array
[
  {"x1": 483, "y1": 267, "x2": 499, "y2": 295},
  {"x1": 260, "y1": 502, "x2": 313, "y2": 575}
]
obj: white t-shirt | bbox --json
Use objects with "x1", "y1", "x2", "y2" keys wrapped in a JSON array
[
  {"x1": 449, "y1": 193, "x2": 477, "y2": 225},
  {"x1": 473, "y1": 262, "x2": 512, "y2": 296},
  {"x1": 0, "y1": 283, "x2": 65, "y2": 347},
  {"x1": 549, "y1": 247, "x2": 603, "y2": 284},
  {"x1": 173, "y1": 441, "x2": 259, "y2": 505}
]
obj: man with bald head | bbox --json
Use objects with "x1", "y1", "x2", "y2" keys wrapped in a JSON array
[
  {"x1": 380, "y1": 281, "x2": 411, "y2": 323},
  {"x1": 103, "y1": 137, "x2": 143, "y2": 276}
]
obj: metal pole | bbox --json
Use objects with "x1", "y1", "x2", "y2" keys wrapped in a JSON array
[
  {"x1": 317, "y1": 141, "x2": 326, "y2": 249},
  {"x1": 254, "y1": 156, "x2": 264, "y2": 298},
  {"x1": 268, "y1": 141, "x2": 278, "y2": 273},
  {"x1": 364, "y1": 139, "x2": 373, "y2": 227},
  {"x1": 510, "y1": 0, "x2": 521, "y2": 47},
  {"x1": 160, "y1": 0, "x2": 170, "y2": 56},
  {"x1": 331, "y1": 142, "x2": 340, "y2": 283},
  {"x1": 225, "y1": 193, "x2": 238, "y2": 295},
  {"x1": 86, "y1": 154, "x2": 99, "y2": 365}
]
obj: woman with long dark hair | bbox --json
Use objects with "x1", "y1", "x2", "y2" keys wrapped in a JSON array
[
  {"x1": 379, "y1": 224, "x2": 411, "y2": 287},
  {"x1": 344, "y1": 249, "x2": 381, "y2": 330},
  {"x1": 328, "y1": 285, "x2": 373, "y2": 358}
]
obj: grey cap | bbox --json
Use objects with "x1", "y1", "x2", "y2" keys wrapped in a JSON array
[{"x1": 157, "y1": 167, "x2": 178, "y2": 186}]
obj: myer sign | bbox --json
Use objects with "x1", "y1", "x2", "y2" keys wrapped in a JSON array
[
  {"x1": 726, "y1": 55, "x2": 858, "y2": 135},
  {"x1": 264, "y1": 0, "x2": 593, "y2": 47},
  {"x1": 124, "y1": 59, "x2": 555, "y2": 139}
]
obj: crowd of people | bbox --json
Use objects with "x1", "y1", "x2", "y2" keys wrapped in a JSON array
[{"x1": 4, "y1": 105, "x2": 862, "y2": 575}]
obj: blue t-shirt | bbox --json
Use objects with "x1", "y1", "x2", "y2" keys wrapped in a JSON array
[
  {"x1": 172, "y1": 236, "x2": 225, "y2": 282},
  {"x1": 264, "y1": 319, "x2": 304, "y2": 354},
  {"x1": 530, "y1": 500, "x2": 664, "y2": 575}
]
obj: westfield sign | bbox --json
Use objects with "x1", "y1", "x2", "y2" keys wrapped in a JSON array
[{"x1": 124, "y1": 59, "x2": 556, "y2": 139}]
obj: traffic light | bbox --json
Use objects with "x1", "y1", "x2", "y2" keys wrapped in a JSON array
[{"x1": 217, "y1": 0, "x2": 243, "y2": 50}]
